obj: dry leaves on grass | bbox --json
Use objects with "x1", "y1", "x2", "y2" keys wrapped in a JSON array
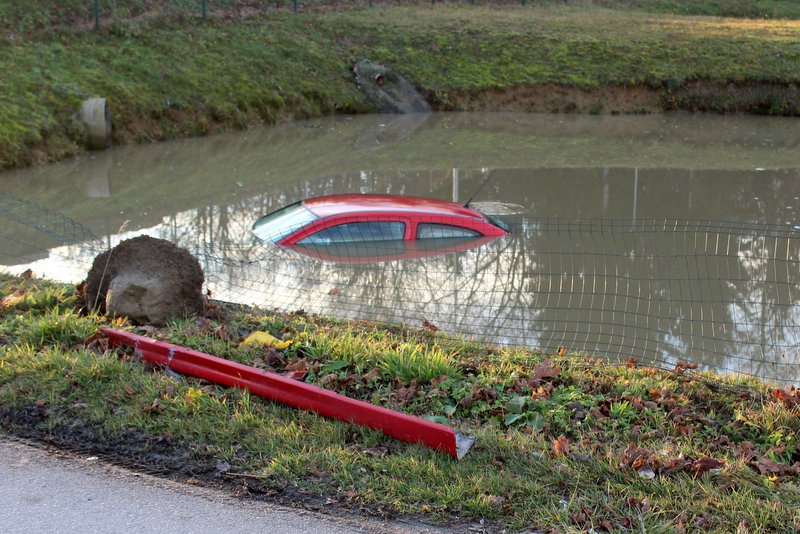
[
  {"x1": 771, "y1": 388, "x2": 799, "y2": 410},
  {"x1": 421, "y1": 318, "x2": 438, "y2": 332},
  {"x1": 552, "y1": 435, "x2": 570, "y2": 456},
  {"x1": 532, "y1": 360, "x2": 561, "y2": 381},
  {"x1": 752, "y1": 457, "x2": 800, "y2": 477},
  {"x1": 621, "y1": 443, "x2": 724, "y2": 478},
  {"x1": 1, "y1": 290, "x2": 24, "y2": 308}
]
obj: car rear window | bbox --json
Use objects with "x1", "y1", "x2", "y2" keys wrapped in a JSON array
[
  {"x1": 299, "y1": 221, "x2": 405, "y2": 244},
  {"x1": 417, "y1": 223, "x2": 481, "y2": 239}
]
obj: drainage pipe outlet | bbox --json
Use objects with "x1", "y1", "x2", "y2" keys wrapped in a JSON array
[{"x1": 80, "y1": 97, "x2": 111, "y2": 150}]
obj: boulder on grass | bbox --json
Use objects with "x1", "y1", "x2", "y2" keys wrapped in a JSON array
[{"x1": 85, "y1": 235, "x2": 204, "y2": 325}]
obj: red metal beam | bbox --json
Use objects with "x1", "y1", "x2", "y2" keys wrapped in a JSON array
[{"x1": 100, "y1": 328, "x2": 474, "y2": 459}]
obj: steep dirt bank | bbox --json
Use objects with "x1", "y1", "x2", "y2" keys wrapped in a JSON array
[{"x1": 444, "y1": 80, "x2": 800, "y2": 115}]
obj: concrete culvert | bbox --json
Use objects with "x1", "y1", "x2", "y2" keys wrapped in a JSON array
[{"x1": 80, "y1": 97, "x2": 111, "y2": 150}]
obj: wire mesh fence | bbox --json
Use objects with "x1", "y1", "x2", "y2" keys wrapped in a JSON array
[{"x1": 2, "y1": 192, "x2": 799, "y2": 386}]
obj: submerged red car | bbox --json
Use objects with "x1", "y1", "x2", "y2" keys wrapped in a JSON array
[{"x1": 252, "y1": 194, "x2": 510, "y2": 246}]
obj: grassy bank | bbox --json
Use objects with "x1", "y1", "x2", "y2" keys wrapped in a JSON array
[
  {"x1": 3, "y1": 2, "x2": 800, "y2": 170},
  {"x1": 1, "y1": 273, "x2": 798, "y2": 531}
]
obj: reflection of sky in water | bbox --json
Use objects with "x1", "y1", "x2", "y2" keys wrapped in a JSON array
[{"x1": 2, "y1": 113, "x2": 800, "y2": 386}]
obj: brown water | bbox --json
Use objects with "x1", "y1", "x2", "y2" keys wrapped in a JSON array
[{"x1": 2, "y1": 112, "x2": 799, "y2": 384}]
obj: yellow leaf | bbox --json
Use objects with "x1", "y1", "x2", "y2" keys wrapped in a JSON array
[
  {"x1": 1, "y1": 291, "x2": 24, "y2": 309},
  {"x1": 239, "y1": 331, "x2": 291, "y2": 350}
]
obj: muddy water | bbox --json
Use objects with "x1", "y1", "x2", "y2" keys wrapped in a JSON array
[{"x1": 2, "y1": 112, "x2": 799, "y2": 384}]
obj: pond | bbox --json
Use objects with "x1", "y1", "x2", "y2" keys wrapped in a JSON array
[{"x1": 1, "y1": 112, "x2": 799, "y2": 385}]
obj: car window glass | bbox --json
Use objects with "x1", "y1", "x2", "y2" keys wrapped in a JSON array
[
  {"x1": 417, "y1": 223, "x2": 481, "y2": 239},
  {"x1": 253, "y1": 202, "x2": 319, "y2": 242},
  {"x1": 299, "y1": 221, "x2": 406, "y2": 245}
]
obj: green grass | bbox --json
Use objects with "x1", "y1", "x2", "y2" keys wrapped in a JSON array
[
  {"x1": 3, "y1": 2, "x2": 800, "y2": 169},
  {"x1": 1, "y1": 273, "x2": 799, "y2": 531}
]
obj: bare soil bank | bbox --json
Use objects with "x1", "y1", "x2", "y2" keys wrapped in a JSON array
[{"x1": 444, "y1": 80, "x2": 800, "y2": 114}]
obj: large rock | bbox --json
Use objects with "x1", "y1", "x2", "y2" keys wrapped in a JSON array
[{"x1": 85, "y1": 235, "x2": 204, "y2": 325}]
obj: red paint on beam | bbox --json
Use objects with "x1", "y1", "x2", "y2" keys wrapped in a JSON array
[{"x1": 100, "y1": 328, "x2": 473, "y2": 459}]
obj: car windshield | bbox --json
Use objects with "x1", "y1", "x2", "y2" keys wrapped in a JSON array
[
  {"x1": 481, "y1": 212, "x2": 511, "y2": 233},
  {"x1": 252, "y1": 202, "x2": 319, "y2": 243}
]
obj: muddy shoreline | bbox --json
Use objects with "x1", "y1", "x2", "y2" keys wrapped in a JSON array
[{"x1": 444, "y1": 80, "x2": 800, "y2": 115}]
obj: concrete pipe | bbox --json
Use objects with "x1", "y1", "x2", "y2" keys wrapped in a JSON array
[{"x1": 80, "y1": 97, "x2": 111, "y2": 150}]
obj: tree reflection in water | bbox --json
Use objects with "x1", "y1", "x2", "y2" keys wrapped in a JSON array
[
  {"x1": 169, "y1": 203, "x2": 800, "y2": 386},
  {"x1": 3, "y1": 168, "x2": 800, "y2": 386}
]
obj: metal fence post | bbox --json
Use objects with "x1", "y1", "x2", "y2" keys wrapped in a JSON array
[
  {"x1": 94, "y1": 0, "x2": 100, "y2": 31},
  {"x1": 293, "y1": 0, "x2": 298, "y2": 13},
  {"x1": 202, "y1": 0, "x2": 207, "y2": 18}
]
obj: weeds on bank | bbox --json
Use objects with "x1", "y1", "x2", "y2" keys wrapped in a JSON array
[
  {"x1": 1, "y1": 273, "x2": 799, "y2": 531},
  {"x1": 5, "y1": 3, "x2": 800, "y2": 169}
]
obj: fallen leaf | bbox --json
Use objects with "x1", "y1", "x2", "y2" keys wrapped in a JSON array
[
  {"x1": 486, "y1": 494, "x2": 505, "y2": 508},
  {"x1": 1, "y1": 291, "x2": 24, "y2": 308},
  {"x1": 626, "y1": 357, "x2": 637, "y2": 369},
  {"x1": 124, "y1": 384, "x2": 135, "y2": 395},
  {"x1": 308, "y1": 467, "x2": 329, "y2": 478},
  {"x1": 690, "y1": 457, "x2": 723, "y2": 476},
  {"x1": 281, "y1": 370, "x2": 307, "y2": 381},
  {"x1": 674, "y1": 361, "x2": 699, "y2": 373},
  {"x1": 421, "y1": 318, "x2": 438, "y2": 332},
  {"x1": 753, "y1": 457, "x2": 799, "y2": 476},
  {"x1": 552, "y1": 435, "x2": 570, "y2": 456},
  {"x1": 285, "y1": 359, "x2": 308, "y2": 373},
  {"x1": 557, "y1": 346, "x2": 566, "y2": 356},
  {"x1": 239, "y1": 331, "x2": 292, "y2": 350},
  {"x1": 771, "y1": 388, "x2": 799, "y2": 408},
  {"x1": 532, "y1": 360, "x2": 561, "y2": 381},
  {"x1": 142, "y1": 398, "x2": 163, "y2": 413},
  {"x1": 363, "y1": 367, "x2": 381, "y2": 381},
  {"x1": 364, "y1": 447, "x2": 388, "y2": 458}
]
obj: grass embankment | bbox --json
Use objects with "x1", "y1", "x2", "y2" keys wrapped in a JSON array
[
  {"x1": 3, "y1": 1, "x2": 800, "y2": 170},
  {"x1": 1, "y1": 273, "x2": 798, "y2": 531}
]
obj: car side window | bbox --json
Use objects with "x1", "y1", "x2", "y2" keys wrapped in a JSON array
[
  {"x1": 417, "y1": 223, "x2": 481, "y2": 239},
  {"x1": 299, "y1": 221, "x2": 406, "y2": 244}
]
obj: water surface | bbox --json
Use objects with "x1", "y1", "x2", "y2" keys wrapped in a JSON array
[{"x1": 2, "y1": 112, "x2": 799, "y2": 384}]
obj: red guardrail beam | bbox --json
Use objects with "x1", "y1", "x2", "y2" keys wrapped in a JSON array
[{"x1": 100, "y1": 328, "x2": 474, "y2": 459}]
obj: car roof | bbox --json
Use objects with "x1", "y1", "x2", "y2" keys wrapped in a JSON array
[{"x1": 302, "y1": 194, "x2": 485, "y2": 219}]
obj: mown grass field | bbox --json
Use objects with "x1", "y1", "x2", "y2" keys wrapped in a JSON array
[
  {"x1": 2, "y1": 1, "x2": 800, "y2": 169},
  {"x1": 1, "y1": 273, "x2": 798, "y2": 531}
]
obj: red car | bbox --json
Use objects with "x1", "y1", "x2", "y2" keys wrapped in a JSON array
[{"x1": 253, "y1": 194, "x2": 510, "y2": 246}]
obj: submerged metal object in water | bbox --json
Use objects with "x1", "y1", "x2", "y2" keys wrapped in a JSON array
[{"x1": 354, "y1": 59, "x2": 432, "y2": 114}]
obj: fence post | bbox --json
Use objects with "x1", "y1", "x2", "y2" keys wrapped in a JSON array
[
  {"x1": 202, "y1": 0, "x2": 207, "y2": 18},
  {"x1": 94, "y1": 0, "x2": 100, "y2": 31},
  {"x1": 293, "y1": 0, "x2": 298, "y2": 13}
]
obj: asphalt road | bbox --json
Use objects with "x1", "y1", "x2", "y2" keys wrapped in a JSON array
[{"x1": 0, "y1": 436, "x2": 446, "y2": 534}]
